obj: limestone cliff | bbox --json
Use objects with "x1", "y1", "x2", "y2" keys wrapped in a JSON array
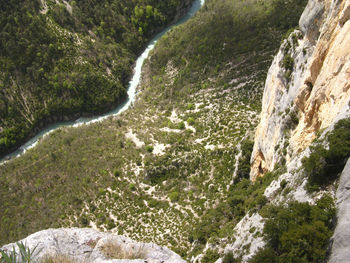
[
  {"x1": 329, "y1": 158, "x2": 350, "y2": 263},
  {"x1": 251, "y1": 0, "x2": 350, "y2": 180}
]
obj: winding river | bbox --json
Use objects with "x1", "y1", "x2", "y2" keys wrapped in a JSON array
[{"x1": 0, "y1": 0, "x2": 205, "y2": 164}]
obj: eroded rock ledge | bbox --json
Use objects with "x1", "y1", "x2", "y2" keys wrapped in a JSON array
[{"x1": 0, "y1": 228, "x2": 186, "y2": 263}]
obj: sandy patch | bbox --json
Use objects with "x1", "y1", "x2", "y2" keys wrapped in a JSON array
[
  {"x1": 160, "y1": 127, "x2": 181, "y2": 133},
  {"x1": 153, "y1": 143, "x2": 169, "y2": 156},
  {"x1": 125, "y1": 129, "x2": 144, "y2": 148},
  {"x1": 185, "y1": 122, "x2": 196, "y2": 133},
  {"x1": 40, "y1": 0, "x2": 48, "y2": 14},
  {"x1": 204, "y1": 144, "x2": 216, "y2": 150},
  {"x1": 169, "y1": 110, "x2": 181, "y2": 123}
]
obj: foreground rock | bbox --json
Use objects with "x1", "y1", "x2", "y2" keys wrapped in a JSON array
[{"x1": 0, "y1": 228, "x2": 186, "y2": 263}]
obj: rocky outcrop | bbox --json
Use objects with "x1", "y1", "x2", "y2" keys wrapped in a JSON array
[
  {"x1": 0, "y1": 228, "x2": 186, "y2": 263},
  {"x1": 222, "y1": 213, "x2": 265, "y2": 262},
  {"x1": 251, "y1": 0, "x2": 350, "y2": 180},
  {"x1": 329, "y1": 158, "x2": 350, "y2": 263}
]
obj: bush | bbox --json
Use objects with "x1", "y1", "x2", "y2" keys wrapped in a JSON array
[
  {"x1": 281, "y1": 54, "x2": 294, "y2": 72},
  {"x1": 280, "y1": 179, "x2": 287, "y2": 189},
  {"x1": 113, "y1": 169, "x2": 121, "y2": 177},
  {"x1": 303, "y1": 118, "x2": 350, "y2": 191},
  {"x1": 177, "y1": 121, "x2": 185, "y2": 130},
  {"x1": 79, "y1": 216, "x2": 89, "y2": 227},
  {"x1": 187, "y1": 117, "x2": 195, "y2": 125},
  {"x1": 201, "y1": 249, "x2": 220, "y2": 263},
  {"x1": 235, "y1": 140, "x2": 254, "y2": 182},
  {"x1": 248, "y1": 248, "x2": 278, "y2": 263},
  {"x1": 285, "y1": 110, "x2": 299, "y2": 130},
  {"x1": 169, "y1": 191, "x2": 179, "y2": 202},
  {"x1": 260, "y1": 197, "x2": 335, "y2": 263},
  {"x1": 222, "y1": 252, "x2": 236, "y2": 263},
  {"x1": 129, "y1": 184, "x2": 136, "y2": 191},
  {"x1": 145, "y1": 145, "x2": 154, "y2": 153},
  {"x1": 187, "y1": 103, "x2": 194, "y2": 110}
]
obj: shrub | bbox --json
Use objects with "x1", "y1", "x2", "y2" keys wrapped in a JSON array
[
  {"x1": 281, "y1": 54, "x2": 294, "y2": 72},
  {"x1": 235, "y1": 140, "x2": 254, "y2": 182},
  {"x1": 280, "y1": 179, "x2": 287, "y2": 189},
  {"x1": 177, "y1": 121, "x2": 185, "y2": 130},
  {"x1": 187, "y1": 103, "x2": 194, "y2": 110},
  {"x1": 145, "y1": 145, "x2": 154, "y2": 153},
  {"x1": 285, "y1": 110, "x2": 299, "y2": 130},
  {"x1": 106, "y1": 218, "x2": 116, "y2": 230},
  {"x1": 222, "y1": 252, "x2": 237, "y2": 263},
  {"x1": 79, "y1": 215, "x2": 89, "y2": 227},
  {"x1": 169, "y1": 191, "x2": 179, "y2": 202},
  {"x1": 113, "y1": 169, "x2": 121, "y2": 177},
  {"x1": 187, "y1": 117, "x2": 195, "y2": 125},
  {"x1": 260, "y1": 197, "x2": 335, "y2": 263},
  {"x1": 201, "y1": 249, "x2": 220, "y2": 263},
  {"x1": 248, "y1": 247, "x2": 278, "y2": 263},
  {"x1": 129, "y1": 184, "x2": 136, "y2": 191},
  {"x1": 303, "y1": 118, "x2": 350, "y2": 191}
]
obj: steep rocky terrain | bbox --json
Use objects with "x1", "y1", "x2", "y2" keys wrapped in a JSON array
[
  {"x1": 2, "y1": 0, "x2": 350, "y2": 262},
  {"x1": 217, "y1": 0, "x2": 350, "y2": 261},
  {"x1": 251, "y1": 0, "x2": 350, "y2": 180}
]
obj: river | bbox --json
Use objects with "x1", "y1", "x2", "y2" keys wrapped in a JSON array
[{"x1": 0, "y1": 0, "x2": 205, "y2": 164}]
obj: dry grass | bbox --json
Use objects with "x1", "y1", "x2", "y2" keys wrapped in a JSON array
[
  {"x1": 99, "y1": 240, "x2": 147, "y2": 260},
  {"x1": 40, "y1": 254, "x2": 82, "y2": 263}
]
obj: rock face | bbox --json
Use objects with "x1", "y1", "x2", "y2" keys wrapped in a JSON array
[
  {"x1": 250, "y1": 0, "x2": 350, "y2": 180},
  {"x1": 329, "y1": 158, "x2": 350, "y2": 263},
  {"x1": 0, "y1": 228, "x2": 186, "y2": 263}
]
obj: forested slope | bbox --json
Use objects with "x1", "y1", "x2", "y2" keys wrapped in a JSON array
[{"x1": 0, "y1": 0, "x2": 191, "y2": 157}]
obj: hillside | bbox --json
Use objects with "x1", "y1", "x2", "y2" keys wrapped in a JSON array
[
  {"x1": 2, "y1": 0, "x2": 350, "y2": 262},
  {"x1": 0, "y1": 0, "x2": 309, "y2": 258},
  {"x1": 0, "y1": 0, "x2": 192, "y2": 157}
]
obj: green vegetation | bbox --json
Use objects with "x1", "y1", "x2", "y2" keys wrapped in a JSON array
[
  {"x1": 0, "y1": 0, "x2": 191, "y2": 157},
  {"x1": 248, "y1": 248, "x2": 278, "y2": 263},
  {"x1": 303, "y1": 118, "x2": 350, "y2": 191},
  {"x1": 190, "y1": 168, "x2": 282, "y2": 250},
  {"x1": 201, "y1": 249, "x2": 220, "y2": 263},
  {"x1": 222, "y1": 252, "x2": 237, "y2": 263},
  {"x1": 235, "y1": 140, "x2": 254, "y2": 182},
  {"x1": 0, "y1": 242, "x2": 40, "y2": 263},
  {"x1": 250, "y1": 195, "x2": 335, "y2": 263},
  {"x1": 281, "y1": 54, "x2": 294, "y2": 72},
  {"x1": 145, "y1": 145, "x2": 154, "y2": 153},
  {"x1": 0, "y1": 0, "x2": 309, "y2": 260}
]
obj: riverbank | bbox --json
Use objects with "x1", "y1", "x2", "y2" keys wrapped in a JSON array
[{"x1": 0, "y1": 0, "x2": 202, "y2": 164}]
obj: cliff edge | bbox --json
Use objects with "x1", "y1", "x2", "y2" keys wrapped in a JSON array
[{"x1": 251, "y1": 0, "x2": 350, "y2": 180}]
